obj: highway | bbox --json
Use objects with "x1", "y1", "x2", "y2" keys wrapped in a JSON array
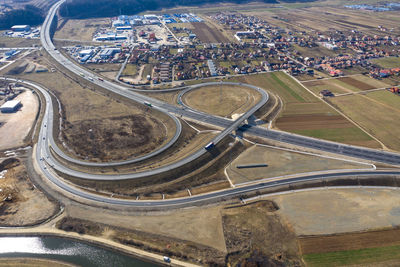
[
  {"x1": 15, "y1": 0, "x2": 398, "y2": 208},
  {"x1": 40, "y1": 0, "x2": 400, "y2": 168}
]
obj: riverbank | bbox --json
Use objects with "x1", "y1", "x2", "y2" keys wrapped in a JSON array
[
  {"x1": 0, "y1": 257, "x2": 76, "y2": 267},
  {"x1": 0, "y1": 225, "x2": 200, "y2": 267}
]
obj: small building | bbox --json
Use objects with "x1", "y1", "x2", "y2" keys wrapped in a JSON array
[
  {"x1": 116, "y1": 26, "x2": 132, "y2": 31},
  {"x1": 207, "y1": 60, "x2": 217, "y2": 76},
  {"x1": 0, "y1": 100, "x2": 21, "y2": 113},
  {"x1": 11, "y1": 25, "x2": 30, "y2": 32},
  {"x1": 320, "y1": 90, "x2": 334, "y2": 97}
]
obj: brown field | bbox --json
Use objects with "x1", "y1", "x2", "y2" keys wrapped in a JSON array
[
  {"x1": 190, "y1": 22, "x2": 231, "y2": 43},
  {"x1": 304, "y1": 78, "x2": 361, "y2": 95},
  {"x1": 0, "y1": 36, "x2": 40, "y2": 48},
  {"x1": 183, "y1": 84, "x2": 261, "y2": 117},
  {"x1": 338, "y1": 76, "x2": 376, "y2": 91},
  {"x1": 300, "y1": 228, "x2": 400, "y2": 254},
  {"x1": 0, "y1": 158, "x2": 59, "y2": 227},
  {"x1": 304, "y1": 75, "x2": 390, "y2": 95},
  {"x1": 55, "y1": 18, "x2": 110, "y2": 41},
  {"x1": 250, "y1": 4, "x2": 400, "y2": 36},
  {"x1": 62, "y1": 115, "x2": 167, "y2": 161},
  {"x1": 222, "y1": 200, "x2": 302, "y2": 266},
  {"x1": 276, "y1": 114, "x2": 352, "y2": 130}
]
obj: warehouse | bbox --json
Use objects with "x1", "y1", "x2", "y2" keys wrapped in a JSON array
[
  {"x1": 79, "y1": 49, "x2": 94, "y2": 57},
  {"x1": 11, "y1": 25, "x2": 30, "y2": 32},
  {"x1": 0, "y1": 100, "x2": 21, "y2": 113},
  {"x1": 100, "y1": 48, "x2": 121, "y2": 59}
]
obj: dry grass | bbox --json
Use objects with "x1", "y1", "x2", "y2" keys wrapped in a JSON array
[
  {"x1": 222, "y1": 200, "x2": 302, "y2": 266},
  {"x1": 227, "y1": 144, "x2": 371, "y2": 184},
  {"x1": 1, "y1": 51, "x2": 175, "y2": 161},
  {"x1": 0, "y1": 158, "x2": 59, "y2": 226},
  {"x1": 55, "y1": 18, "x2": 110, "y2": 41},
  {"x1": 329, "y1": 93, "x2": 400, "y2": 151},
  {"x1": 0, "y1": 36, "x2": 40, "y2": 48},
  {"x1": 183, "y1": 84, "x2": 261, "y2": 117},
  {"x1": 0, "y1": 258, "x2": 73, "y2": 267}
]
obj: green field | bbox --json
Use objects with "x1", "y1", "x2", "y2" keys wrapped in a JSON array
[
  {"x1": 303, "y1": 245, "x2": 400, "y2": 267},
  {"x1": 372, "y1": 57, "x2": 400, "y2": 69}
]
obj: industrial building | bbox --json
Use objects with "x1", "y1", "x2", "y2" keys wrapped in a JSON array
[
  {"x1": 79, "y1": 49, "x2": 94, "y2": 57},
  {"x1": 0, "y1": 100, "x2": 21, "y2": 113},
  {"x1": 11, "y1": 25, "x2": 30, "y2": 32},
  {"x1": 99, "y1": 48, "x2": 121, "y2": 59}
]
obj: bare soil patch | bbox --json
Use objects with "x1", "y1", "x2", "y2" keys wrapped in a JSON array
[
  {"x1": 0, "y1": 158, "x2": 59, "y2": 226},
  {"x1": 0, "y1": 90, "x2": 39, "y2": 150}
]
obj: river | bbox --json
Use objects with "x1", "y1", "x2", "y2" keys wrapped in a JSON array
[{"x1": 0, "y1": 236, "x2": 160, "y2": 267}]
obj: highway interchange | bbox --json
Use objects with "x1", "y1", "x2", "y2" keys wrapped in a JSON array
[{"x1": 10, "y1": 0, "x2": 399, "y2": 208}]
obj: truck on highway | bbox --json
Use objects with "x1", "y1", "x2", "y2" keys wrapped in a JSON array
[
  {"x1": 79, "y1": 73, "x2": 84, "y2": 77},
  {"x1": 205, "y1": 142, "x2": 215, "y2": 151},
  {"x1": 144, "y1": 101, "x2": 152, "y2": 107}
]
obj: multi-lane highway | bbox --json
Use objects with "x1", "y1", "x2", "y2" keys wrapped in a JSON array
[
  {"x1": 41, "y1": 0, "x2": 400, "y2": 168},
  {"x1": 21, "y1": 0, "x2": 400, "y2": 208}
]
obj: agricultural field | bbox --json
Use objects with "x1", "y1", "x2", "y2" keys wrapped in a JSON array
[
  {"x1": 303, "y1": 245, "x2": 400, "y2": 267},
  {"x1": 303, "y1": 74, "x2": 389, "y2": 95},
  {"x1": 291, "y1": 44, "x2": 346, "y2": 58},
  {"x1": 183, "y1": 84, "x2": 261, "y2": 118},
  {"x1": 329, "y1": 91, "x2": 400, "y2": 151},
  {"x1": 249, "y1": 4, "x2": 400, "y2": 36},
  {"x1": 190, "y1": 20, "x2": 233, "y2": 43},
  {"x1": 226, "y1": 145, "x2": 371, "y2": 185},
  {"x1": 224, "y1": 72, "x2": 378, "y2": 147},
  {"x1": 372, "y1": 57, "x2": 400, "y2": 69}
]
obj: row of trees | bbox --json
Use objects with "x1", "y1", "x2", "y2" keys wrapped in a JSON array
[{"x1": 59, "y1": 0, "x2": 279, "y2": 19}]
